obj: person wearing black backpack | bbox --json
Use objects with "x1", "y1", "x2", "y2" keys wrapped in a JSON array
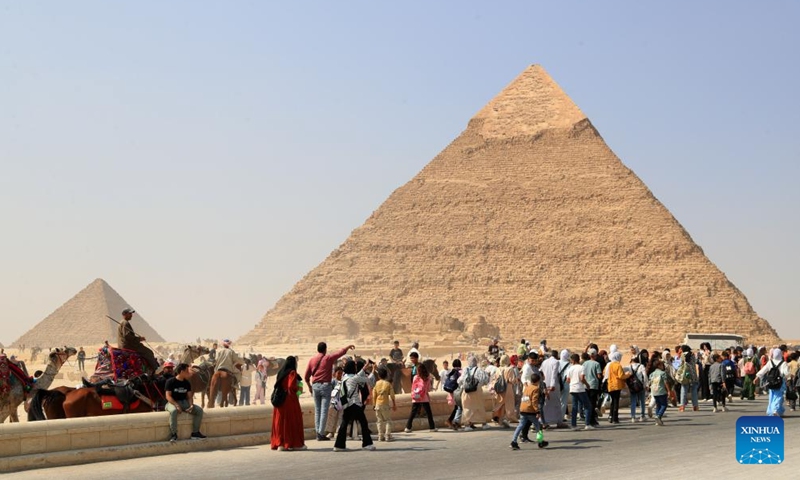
[
  {"x1": 444, "y1": 359, "x2": 463, "y2": 429},
  {"x1": 755, "y1": 348, "x2": 789, "y2": 417}
]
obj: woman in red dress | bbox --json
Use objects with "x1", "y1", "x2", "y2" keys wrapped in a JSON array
[{"x1": 270, "y1": 356, "x2": 306, "y2": 451}]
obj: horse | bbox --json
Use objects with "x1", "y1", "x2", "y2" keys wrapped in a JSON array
[{"x1": 1, "y1": 347, "x2": 76, "y2": 423}]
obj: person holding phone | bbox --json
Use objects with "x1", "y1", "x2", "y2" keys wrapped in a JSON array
[{"x1": 165, "y1": 363, "x2": 206, "y2": 442}]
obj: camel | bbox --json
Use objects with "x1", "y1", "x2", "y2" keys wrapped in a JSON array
[
  {"x1": 0, "y1": 347, "x2": 77, "y2": 423},
  {"x1": 30, "y1": 372, "x2": 172, "y2": 420},
  {"x1": 26, "y1": 346, "x2": 211, "y2": 421},
  {"x1": 384, "y1": 359, "x2": 440, "y2": 394}
]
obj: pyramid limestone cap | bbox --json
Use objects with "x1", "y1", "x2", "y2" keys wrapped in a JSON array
[{"x1": 472, "y1": 65, "x2": 587, "y2": 139}]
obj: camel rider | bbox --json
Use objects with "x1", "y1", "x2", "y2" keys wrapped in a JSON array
[
  {"x1": 390, "y1": 340, "x2": 404, "y2": 365},
  {"x1": 117, "y1": 307, "x2": 160, "y2": 373},
  {"x1": 215, "y1": 339, "x2": 242, "y2": 389},
  {"x1": 404, "y1": 342, "x2": 421, "y2": 368}
]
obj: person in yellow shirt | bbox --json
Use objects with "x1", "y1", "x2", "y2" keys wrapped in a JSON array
[
  {"x1": 373, "y1": 368, "x2": 397, "y2": 441},
  {"x1": 605, "y1": 351, "x2": 631, "y2": 424}
]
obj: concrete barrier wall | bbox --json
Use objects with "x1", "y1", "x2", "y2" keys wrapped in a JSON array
[{"x1": 0, "y1": 391, "x2": 494, "y2": 473}]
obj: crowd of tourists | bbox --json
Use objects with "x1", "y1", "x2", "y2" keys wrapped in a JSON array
[
  {"x1": 261, "y1": 338, "x2": 799, "y2": 452},
  {"x1": 59, "y1": 310, "x2": 797, "y2": 451}
]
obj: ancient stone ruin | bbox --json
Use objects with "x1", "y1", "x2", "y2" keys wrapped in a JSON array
[
  {"x1": 12, "y1": 278, "x2": 165, "y2": 348},
  {"x1": 239, "y1": 65, "x2": 780, "y2": 348}
]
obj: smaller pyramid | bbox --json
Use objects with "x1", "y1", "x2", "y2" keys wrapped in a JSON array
[{"x1": 11, "y1": 279, "x2": 165, "y2": 348}]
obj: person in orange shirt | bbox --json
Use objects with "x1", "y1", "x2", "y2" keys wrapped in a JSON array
[{"x1": 605, "y1": 351, "x2": 630, "y2": 424}]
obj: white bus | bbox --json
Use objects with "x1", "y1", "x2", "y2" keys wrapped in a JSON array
[{"x1": 683, "y1": 333, "x2": 744, "y2": 351}]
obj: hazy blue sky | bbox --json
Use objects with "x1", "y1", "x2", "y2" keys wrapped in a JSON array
[{"x1": 1, "y1": 1, "x2": 798, "y2": 345}]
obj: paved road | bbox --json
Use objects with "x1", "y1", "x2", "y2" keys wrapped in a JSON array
[{"x1": 9, "y1": 397, "x2": 798, "y2": 478}]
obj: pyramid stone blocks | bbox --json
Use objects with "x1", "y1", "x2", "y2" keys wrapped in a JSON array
[{"x1": 239, "y1": 65, "x2": 780, "y2": 347}]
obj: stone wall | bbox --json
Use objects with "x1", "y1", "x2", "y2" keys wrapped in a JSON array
[{"x1": 0, "y1": 392, "x2": 490, "y2": 473}]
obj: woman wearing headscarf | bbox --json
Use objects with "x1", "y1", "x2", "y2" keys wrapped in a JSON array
[
  {"x1": 755, "y1": 348, "x2": 789, "y2": 417},
  {"x1": 254, "y1": 361, "x2": 268, "y2": 405},
  {"x1": 558, "y1": 349, "x2": 571, "y2": 422},
  {"x1": 459, "y1": 355, "x2": 490, "y2": 431},
  {"x1": 490, "y1": 355, "x2": 518, "y2": 427},
  {"x1": 334, "y1": 360, "x2": 375, "y2": 451},
  {"x1": 270, "y1": 356, "x2": 306, "y2": 451},
  {"x1": 605, "y1": 351, "x2": 630, "y2": 424},
  {"x1": 540, "y1": 350, "x2": 567, "y2": 428}
]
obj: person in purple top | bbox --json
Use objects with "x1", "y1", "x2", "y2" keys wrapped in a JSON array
[{"x1": 304, "y1": 342, "x2": 355, "y2": 441}]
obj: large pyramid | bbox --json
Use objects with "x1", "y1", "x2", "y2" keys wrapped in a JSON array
[
  {"x1": 239, "y1": 65, "x2": 780, "y2": 347},
  {"x1": 12, "y1": 278, "x2": 165, "y2": 348}
]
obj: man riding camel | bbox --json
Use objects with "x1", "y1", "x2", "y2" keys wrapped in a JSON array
[
  {"x1": 214, "y1": 339, "x2": 242, "y2": 391},
  {"x1": 117, "y1": 307, "x2": 160, "y2": 373}
]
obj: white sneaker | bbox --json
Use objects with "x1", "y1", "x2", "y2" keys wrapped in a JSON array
[
  {"x1": 429, "y1": 428, "x2": 438, "y2": 432},
  {"x1": 404, "y1": 428, "x2": 412, "y2": 433},
  {"x1": 333, "y1": 447, "x2": 346, "y2": 452},
  {"x1": 584, "y1": 425, "x2": 596, "y2": 430},
  {"x1": 712, "y1": 407, "x2": 717, "y2": 413},
  {"x1": 363, "y1": 445, "x2": 376, "y2": 451},
  {"x1": 630, "y1": 418, "x2": 636, "y2": 423},
  {"x1": 464, "y1": 426, "x2": 475, "y2": 431},
  {"x1": 482, "y1": 423, "x2": 490, "y2": 430},
  {"x1": 722, "y1": 406, "x2": 729, "y2": 412}
]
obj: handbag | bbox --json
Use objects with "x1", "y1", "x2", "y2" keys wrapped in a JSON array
[{"x1": 271, "y1": 384, "x2": 287, "y2": 407}]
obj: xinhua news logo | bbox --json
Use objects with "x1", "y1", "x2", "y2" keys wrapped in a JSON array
[{"x1": 736, "y1": 416, "x2": 784, "y2": 464}]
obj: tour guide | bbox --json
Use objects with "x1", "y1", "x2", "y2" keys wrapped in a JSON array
[
  {"x1": 117, "y1": 307, "x2": 159, "y2": 372},
  {"x1": 165, "y1": 363, "x2": 206, "y2": 442}
]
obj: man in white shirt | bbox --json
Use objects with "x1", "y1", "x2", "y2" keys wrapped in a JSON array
[
  {"x1": 566, "y1": 353, "x2": 593, "y2": 430},
  {"x1": 404, "y1": 342, "x2": 421, "y2": 367}
]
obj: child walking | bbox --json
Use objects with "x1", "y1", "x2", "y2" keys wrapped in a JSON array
[
  {"x1": 511, "y1": 373, "x2": 548, "y2": 450},
  {"x1": 373, "y1": 368, "x2": 397, "y2": 441},
  {"x1": 404, "y1": 364, "x2": 437, "y2": 433}
]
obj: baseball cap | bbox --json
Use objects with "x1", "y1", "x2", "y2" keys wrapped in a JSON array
[{"x1": 122, "y1": 308, "x2": 135, "y2": 315}]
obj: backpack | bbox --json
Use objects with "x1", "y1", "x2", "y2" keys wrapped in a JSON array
[
  {"x1": 723, "y1": 362, "x2": 736, "y2": 381},
  {"x1": 494, "y1": 371, "x2": 508, "y2": 394},
  {"x1": 626, "y1": 364, "x2": 644, "y2": 394},
  {"x1": 765, "y1": 361, "x2": 784, "y2": 390},
  {"x1": 676, "y1": 358, "x2": 693, "y2": 385},
  {"x1": 443, "y1": 369, "x2": 460, "y2": 393},
  {"x1": 331, "y1": 380, "x2": 347, "y2": 411},
  {"x1": 743, "y1": 359, "x2": 756, "y2": 375},
  {"x1": 463, "y1": 367, "x2": 479, "y2": 393}
]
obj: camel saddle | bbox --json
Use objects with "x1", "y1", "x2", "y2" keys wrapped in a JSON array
[
  {"x1": 91, "y1": 347, "x2": 147, "y2": 383},
  {"x1": 0, "y1": 357, "x2": 33, "y2": 398},
  {"x1": 82, "y1": 377, "x2": 141, "y2": 412}
]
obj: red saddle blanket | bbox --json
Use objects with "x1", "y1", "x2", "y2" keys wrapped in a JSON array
[
  {"x1": 92, "y1": 348, "x2": 147, "y2": 382},
  {"x1": 100, "y1": 395, "x2": 141, "y2": 411},
  {"x1": 0, "y1": 357, "x2": 32, "y2": 398}
]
